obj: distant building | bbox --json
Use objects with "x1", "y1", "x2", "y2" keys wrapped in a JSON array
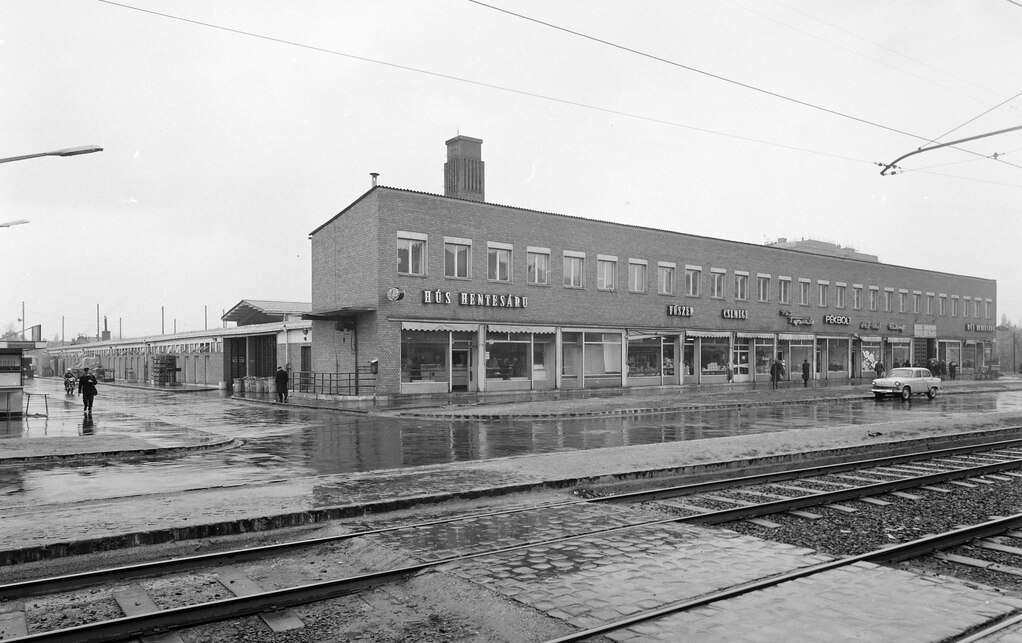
[
  {"x1": 765, "y1": 238, "x2": 879, "y2": 263},
  {"x1": 307, "y1": 136, "x2": 997, "y2": 398}
]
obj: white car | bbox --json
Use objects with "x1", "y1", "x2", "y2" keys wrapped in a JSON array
[{"x1": 871, "y1": 367, "x2": 941, "y2": 400}]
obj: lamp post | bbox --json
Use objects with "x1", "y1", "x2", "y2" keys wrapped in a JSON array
[{"x1": 0, "y1": 145, "x2": 103, "y2": 164}]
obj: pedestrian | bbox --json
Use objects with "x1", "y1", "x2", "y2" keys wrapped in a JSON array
[
  {"x1": 726, "y1": 361, "x2": 734, "y2": 384},
  {"x1": 770, "y1": 355, "x2": 785, "y2": 389},
  {"x1": 903, "y1": 359, "x2": 911, "y2": 368},
  {"x1": 939, "y1": 359, "x2": 947, "y2": 378},
  {"x1": 874, "y1": 361, "x2": 885, "y2": 378},
  {"x1": 949, "y1": 360, "x2": 957, "y2": 380},
  {"x1": 78, "y1": 366, "x2": 98, "y2": 415},
  {"x1": 801, "y1": 359, "x2": 810, "y2": 387},
  {"x1": 274, "y1": 366, "x2": 289, "y2": 403}
]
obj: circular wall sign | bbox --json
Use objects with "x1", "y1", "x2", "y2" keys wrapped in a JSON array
[{"x1": 386, "y1": 287, "x2": 404, "y2": 301}]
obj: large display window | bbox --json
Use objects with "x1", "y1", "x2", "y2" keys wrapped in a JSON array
[
  {"x1": 485, "y1": 332, "x2": 531, "y2": 380},
  {"x1": 626, "y1": 335, "x2": 679, "y2": 385},
  {"x1": 754, "y1": 339, "x2": 774, "y2": 378},
  {"x1": 562, "y1": 332, "x2": 622, "y2": 389},
  {"x1": 824, "y1": 338, "x2": 849, "y2": 375},
  {"x1": 700, "y1": 337, "x2": 729, "y2": 378},
  {"x1": 401, "y1": 331, "x2": 449, "y2": 383}
]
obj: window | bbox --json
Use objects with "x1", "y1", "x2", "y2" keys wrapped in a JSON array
[
  {"x1": 986, "y1": 300, "x2": 991, "y2": 319},
  {"x1": 397, "y1": 232, "x2": 426, "y2": 276},
  {"x1": 597, "y1": 256, "x2": 617, "y2": 291},
  {"x1": 951, "y1": 297, "x2": 959, "y2": 317},
  {"x1": 939, "y1": 295, "x2": 947, "y2": 316},
  {"x1": 869, "y1": 288, "x2": 879, "y2": 311},
  {"x1": 487, "y1": 242, "x2": 512, "y2": 282},
  {"x1": 799, "y1": 280, "x2": 811, "y2": 306},
  {"x1": 884, "y1": 289, "x2": 893, "y2": 312},
  {"x1": 836, "y1": 285, "x2": 846, "y2": 309},
  {"x1": 853, "y1": 286, "x2": 862, "y2": 310},
  {"x1": 658, "y1": 263, "x2": 675, "y2": 295},
  {"x1": 735, "y1": 272, "x2": 748, "y2": 301},
  {"x1": 629, "y1": 259, "x2": 647, "y2": 293},
  {"x1": 563, "y1": 252, "x2": 584, "y2": 288},
  {"x1": 685, "y1": 267, "x2": 701, "y2": 297},
  {"x1": 527, "y1": 247, "x2": 550, "y2": 285},
  {"x1": 973, "y1": 298, "x2": 980, "y2": 318},
  {"x1": 913, "y1": 292, "x2": 920, "y2": 314},
  {"x1": 779, "y1": 277, "x2": 791, "y2": 304},
  {"x1": 898, "y1": 291, "x2": 907, "y2": 313},
  {"x1": 818, "y1": 282, "x2": 829, "y2": 307},
  {"x1": 444, "y1": 237, "x2": 471, "y2": 279},
  {"x1": 758, "y1": 275, "x2": 770, "y2": 302},
  {"x1": 926, "y1": 294, "x2": 934, "y2": 315},
  {"x1": 711, "y1": 270, "x2": 726, "y2": 299}
]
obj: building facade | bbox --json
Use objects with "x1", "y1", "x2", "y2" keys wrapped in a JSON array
[{"x1": 308, "y1": 136, "x2": 997, "y2": 397}]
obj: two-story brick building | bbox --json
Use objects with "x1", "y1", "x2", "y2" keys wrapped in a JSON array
[{"x1": 308, "y1": 136, "x2": 996, "y2": 397}]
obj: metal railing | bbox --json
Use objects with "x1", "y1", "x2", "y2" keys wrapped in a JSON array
[{"x1": 292, "y1": 369, "x2": 376, "y2": 396}]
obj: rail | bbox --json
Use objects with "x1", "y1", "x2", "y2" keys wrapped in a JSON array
[{"x1": 292, "y1": 369, "x2": 375, "y2": 396}]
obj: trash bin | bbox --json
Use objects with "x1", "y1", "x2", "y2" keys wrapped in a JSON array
[{"x1": 233, "y1": 378, "x2": 245, "y2": 393}]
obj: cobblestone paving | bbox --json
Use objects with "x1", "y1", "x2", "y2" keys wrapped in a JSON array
[{"x1": 610, "y1": 562, "x2": 1022, "y2": 642}]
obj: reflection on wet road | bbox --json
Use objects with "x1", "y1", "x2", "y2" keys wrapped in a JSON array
[{"x1": 3, "y1": 379, "x2": 1022, "y2": 506}]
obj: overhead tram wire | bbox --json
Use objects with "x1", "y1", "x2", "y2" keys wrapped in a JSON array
[
  {"x1": 468, "y1": 0, "x2": 1022, "y2": 174},
  {"x1": 95, "y1": 0, "x2": 869, "y2": 167}
]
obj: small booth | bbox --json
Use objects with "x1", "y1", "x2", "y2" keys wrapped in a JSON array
[{"x1": 0, "y1": 347, "x2": 24, "y2": 417}]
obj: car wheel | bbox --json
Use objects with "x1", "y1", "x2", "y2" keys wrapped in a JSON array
[
  {"x1": 900, "y1": 387, "x2": 911, "y2": 400},
  {"x1": 927, "y1": 387, "x2": 937, "y2": 400}
]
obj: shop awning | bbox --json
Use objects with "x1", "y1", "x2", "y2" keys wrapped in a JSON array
[
  {"x1": 686, "y1": 331, "x2": 731, "y2": 339},
  {"x1": 401, "y1": 321, "x2": 479, "y2": 332},
  {"x1": 779, "y1": 333, "x2": 815, "y2": 341},
  {"x1": 858, "y1": 336, "x2": 883, "y2": 343},
  {"x1": 627, "y1": 330, "x2": 683, "y2": 339},
  {"x1": 488, "y1": 324, "x2": 556, "y2": 334},
  {"x1": 886, "y1": 337, "x2": 911, "y2": 343},
  {"x1": 736, "y1": 332, "x2": 775, "y2": 339}
]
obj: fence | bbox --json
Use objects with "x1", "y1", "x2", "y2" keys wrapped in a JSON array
[{"x1": 292, "y1": 368, "x2": 376, "y2": 396}]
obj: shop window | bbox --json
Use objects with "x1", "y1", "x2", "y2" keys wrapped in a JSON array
[
  {"x1": 629, "y1": 260, "x2": 647, "y2": 293},
  {"x1": 400, "y1": 331, "x2": 449, "y2": 383},
  {"x1": 488, "y1": 243, "x2": 512, "y2": 282},
  {"x1": 700, "y1": 337, "x2": 729, "y2": 377},
  {"x1": 485, "y1": 332, "x2": 530, "y2": 380},
  {"x1": 561, "y1": 332, "x2": 622, "y2": 383},
  {"x1": 527, "y1": 249, "x2": 550, "y2": 285},
  {"x1": 685, "y1": 268, "x2": 701, "y2": 297},
  {"x1": 563, "y1": 253, "x2": 584, "y2": 288},
  {"x1": 758, "y1": 276, "x2": 770, "y2": 302},
  {"x1": 397, "y1": 233, "x2": 426, "y2": 276},
  {"x1": 778, "y1": 278, "x2": 791, "y2": 304},
  {"x1": 826, "y1": 338, "x2": 848, "y2": 372},
  {"x1": 627, "y1": 337, "x2": 672, "y2": 376},
  {"x1": 735, "y1": 273, "x2": 748, "y2": 301},
  {"x1": 658, "y1": 264, "x2": 675, "y2": 295},
  {"x1": 754, "y1": 339, "x2": 773, "y2": 375},
  {"x1": 711, "y1": 271, "x2": 725, "y2": 299},
  {"x1": 444, "y1": 239, "x2": 471, "y2": 279},
  {"x1": 597, "y1": 257, "x2": 617, "y2": 291}
]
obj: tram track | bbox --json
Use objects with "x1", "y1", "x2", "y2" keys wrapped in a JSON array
[{"x1": 8, "y1": 434, "x2": 1022, "y2": 641}]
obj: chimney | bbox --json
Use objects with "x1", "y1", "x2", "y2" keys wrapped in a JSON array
[{"x1": 444, "y1": 135, "x2": 484, "y2": 202}]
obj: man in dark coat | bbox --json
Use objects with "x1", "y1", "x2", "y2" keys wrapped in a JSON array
[
  {"x1": 770, "y1": 356, "x2": 785, "y2": 389},
  {"x1": 274, "y1": 366, "x2": 289, "y2": 403},
  {"x1": 801, "y1": 359, "x2": 811, "y2": 387},
  {"x1": 78, "y1": 367, "x2": 98, "y2": 414}
]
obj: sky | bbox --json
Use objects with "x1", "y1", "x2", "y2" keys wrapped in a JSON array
[{"x1": 2, "y1": 0, "x2": 1021, "y2": 341}]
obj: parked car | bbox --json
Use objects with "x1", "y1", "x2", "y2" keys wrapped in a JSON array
[{"x1": 871, "y1": 367, "x2": 940, "y2": 400}]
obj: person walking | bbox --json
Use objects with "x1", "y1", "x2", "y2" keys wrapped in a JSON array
[
  {"x1": 78, "y1": 366, "x2": 98, "y2": 415},
  {"x1": 770, "y1": 355, "x2": 785, "y2": 389},
  {"x1": 801, "y1": 358, "x2": 811, "y2": 387},
  {"x1": 949, "y1": 360, "x2": 957, "y2": 380},
  {"x1": 274, "y1": 366, "x2": 289, "y2": 403},
  {"x1": 874, "y1": 361, "x2": 885, "y2": 378}
]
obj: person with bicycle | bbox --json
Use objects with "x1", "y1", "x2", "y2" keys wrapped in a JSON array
[{"x1": 63, "y1": 370, "x2": 76, "y2": 395}]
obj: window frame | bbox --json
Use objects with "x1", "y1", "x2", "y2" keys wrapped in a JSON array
[
  {"x1": 710, "y1": 269, "x2": 726, "y2": 299},
  {"x1": 397, "y1": 231, "x2": 427, "y2": 277},
  {"x1": 526, "y1": 246, "x2": 550, "y2": 286},
  {"x1": 657, "y1": 262, "x2": 675, "y2": 295},
  {"x1": 444, "y1": 236, "x2": 472, "y2": 280},
  {"x1": 596, "y1": 255, "x2": 617, "y2": 291},
  {"x1": 685, "y1": 266, "x2": 702, "y2": 297},
  {"x1": 563, "y1": 251, "x2": 585, "y2": 289},
  {"x1": 628, "y1": 259, "x2": 648, "y2": 294},
  {"x1": 757, "y1": 274, "x2": 770, "y2": 303},
  {"x1": 734, "y1": 271, "x2": 749, "y2": 301}
]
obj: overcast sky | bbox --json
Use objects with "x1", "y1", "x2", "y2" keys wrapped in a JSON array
[{"x1": 2, "y1": 1, "x2": 1021, "y2": 341}]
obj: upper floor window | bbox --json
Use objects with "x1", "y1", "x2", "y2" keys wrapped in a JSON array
[
  {"x1": 818, "y1": 282, "x2": 829, "y2": 307},
  {"x1": 939, "y1": 295, "x2": 947, "y2": 316},
  {"x1": 835, "y1": 285, "x2": 846, "y2": 309},
  {"x1": 658, "y1": 263, "x2": 675, "y2": 295},
  {"x1": 527, "y1": 247, "x2": 550, "y2": 285},
  {"x1": 779, "y1": 278, "x2": 791, "y2": 305},
  {"x1": 444, "y1": 237, "x2": 471, "y2": 279},
  {"x1": 734, "y1": 272, "x2": 748, "y2": 301},
  {"x1": 884, "y1": 289, "x2": 893, "y2": 312},
  {"x1": 397, "y1": 231, "x2": 426, "y2": 276},
  {"x1": 926, "y1": 294, "x2": 934, "y2": 315},
  {"x1": 973, "y1": 298, "x2": 980, "y2": 318},
  {"x1": 869, "y1": 288, "x2": 879, "y2": 311},
  {"x1": 597, "y1": 256, "x2": 617, "y2": 291},
  {"x1": 912, "y1": 292, "x2": 920, "y2": 314},
  {"x1": 711, "y1": 270, "x2": 726, "y2": 299},
  {"x1": 685, "y1": 267, "x2": 701, "y2": 297},
  {"x1": 852, "y1": 286, "x2": 862, "y2": 310},
  {"x1": 898, "y1": 291, "x2": 907, "y2": 313},
  {"x1": 758, "y1": 275, "x2": 770, "y2": 302},
  {"x1": 986, "y1": 300, "x2": 992, "y2": 319},
  {"x1": 799, "y1": 280, "x2": 811, "y2": 306},
  {"x1": 487, "y1": 242, "x2": 512, "y2": 282},
  {"x1": 951, "y1": 297, "x2": 959, "y2": 317},
  {"x1": 629, "y1": 260, "x2": 647, "y2": 293},
  {"x1": 563, "y1": 251, "x2": 585, "y2": 288}
]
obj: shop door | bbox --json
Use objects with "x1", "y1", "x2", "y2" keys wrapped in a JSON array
[
  {"x1": 451, "y1": 348, "x2": 471, "y2": 392},
  {"x1": 792, "y1": 345, "x2": 812, "y2": 381},
  {"x1": 731, "y1": 343, "x2": 751, "y2": 382}
]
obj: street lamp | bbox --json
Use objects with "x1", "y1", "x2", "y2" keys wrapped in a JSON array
[
  {"x1": 0, "y1": 145, "x2": 103, "y2": 164},
  {"x1": 0, "y1": 219, "x2": 29, "y2": 228}
]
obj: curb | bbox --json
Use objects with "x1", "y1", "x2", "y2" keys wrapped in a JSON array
[{"x1": 0, "y1": 437, "x2": 240, "y2": 465}]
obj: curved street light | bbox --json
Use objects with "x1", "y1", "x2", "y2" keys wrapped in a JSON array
[
  {"x1": 0, "y1": 145, "x2": 103, "y2": 165},
  {"x1": 0, "y1": 219, "x2": 30, "y2": 228}
]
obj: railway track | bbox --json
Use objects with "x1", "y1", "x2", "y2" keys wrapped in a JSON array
[{"x1": 7, "y1": 436, "x2": 1022, "y2": 642}]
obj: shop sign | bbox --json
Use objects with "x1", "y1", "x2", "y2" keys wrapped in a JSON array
[
  {"x1": 721, "y1": 308, "x2": 748, "y2": 320},
  {"x1": 779, "y1": 310, "x2": 814, "y2": 326},
  {"x1": 860, "y1": 321, "x2": 881, "y2": 330},
  {"x1": 824, "y1": 315, "x2": 850, "y2": 325},
  {"x1": 966, "y1": 323, "x2": 995, "y2": 332},
  {"x1": 888, "y1": 323, "x2": 905, "y2": 332},
  {"x1": 667, "y1": 305, "x2": 694, "y2": 317},
  {"x1": 914, "y1": 324, "x2": 937, "y2": 338},
  {"x1": 421, "y1": 290, "x2": 528, "y2": 308}
]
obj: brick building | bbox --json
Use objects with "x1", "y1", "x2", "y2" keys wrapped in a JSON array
[{"x1": 308, "y1": 136, "x2": 996, "y2": 397}]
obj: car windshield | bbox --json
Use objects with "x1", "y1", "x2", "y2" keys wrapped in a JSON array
[{"x1": 888, "y1": 368, "x2": 915, "y2": 378}]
